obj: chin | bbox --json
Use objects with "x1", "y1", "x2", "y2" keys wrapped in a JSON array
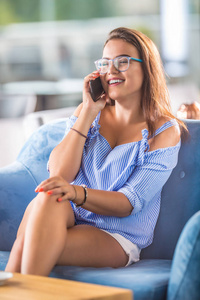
[{"x1": 108, "y1": 91, "x2": 122, "y2": 100}]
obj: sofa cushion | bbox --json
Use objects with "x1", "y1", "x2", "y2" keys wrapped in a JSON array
[
  {"x1": 0, "y1": 253, "x2": 171, "y2": 300},
  {"x1": 167, "y1": 211, "x2": 200, "y2": 300},
  {"x1": 50, "y1": 260, "x2": 171, "y2": 300},
  {"x1": 0, "y1": 162, "x2": 37, "y2": 251}
]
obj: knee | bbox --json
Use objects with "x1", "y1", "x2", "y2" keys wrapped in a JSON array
[
  {"x1": 35, "y1": 192, "x2": 54, "y2": 207},
  {"x1": 34, "y1": 192, "x2": 75, "y2": 227},
  {"x1": 35, "y1": 192, "x2": 71, "y2": 210}
]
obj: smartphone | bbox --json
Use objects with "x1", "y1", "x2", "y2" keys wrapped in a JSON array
[{"x1": 89, "y1": 77, "x2": 105, "y2": 102}]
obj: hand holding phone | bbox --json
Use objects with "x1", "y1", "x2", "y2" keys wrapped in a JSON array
[{"x1": 89, "y1": 77, "x2": 105, "y2": 102}]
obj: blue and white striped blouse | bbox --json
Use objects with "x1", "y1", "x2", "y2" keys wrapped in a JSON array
[{"x1": 65, "y1": 112, "x2": 181, "y2": 249}]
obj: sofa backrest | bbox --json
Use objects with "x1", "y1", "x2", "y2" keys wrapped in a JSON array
[
  {"x1": 141, "y1": 120, "x2": 200, "y2": 259},
  {"x1": 17, "y1": 118, "x2": 67, "y2": 186}
]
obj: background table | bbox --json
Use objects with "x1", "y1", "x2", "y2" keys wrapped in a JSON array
[{"x1": 0, "y1": 79, "x2": 83, "y2": 111}]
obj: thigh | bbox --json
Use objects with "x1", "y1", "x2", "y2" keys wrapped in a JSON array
[{"x1": 57, "y1": 225, "x2": 129, "y2": 268}]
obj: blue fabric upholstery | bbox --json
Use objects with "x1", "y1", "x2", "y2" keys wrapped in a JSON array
[
  {"x1": 0, "y1": 162, "x2": 36, "y2": 251},
  {"x1": 0, "y1": 251, "x2": 9, "y2": 271},
  {"x1": 167, "y1": 211, "x2": 200, "y2": 300},
  {"x1": 17, "y1": 119, "x2": 66, "y2": 186},
  {"x1": 1, "y1": 117, "x2": 200, "y2": 300},
  {"x1": 142, "y1": 120, "x2": 200, "y2": 259}
]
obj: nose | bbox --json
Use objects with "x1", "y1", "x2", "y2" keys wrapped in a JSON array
[{"x1": 107, "y1": 60, "x2": 119, "y2": 74}]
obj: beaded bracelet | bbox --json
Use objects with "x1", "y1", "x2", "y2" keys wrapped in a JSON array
[
  {"x1": 75, "y1": 184, "x2": 88, "y2": 207},
  {"x1": 70, "y1": 128, "x2": 87, "y2": 139}
]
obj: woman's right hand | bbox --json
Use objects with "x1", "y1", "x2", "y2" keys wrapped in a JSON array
[
  {"x1": 35, "y1": 176, "x2": 76, "y2": 202},
  {"x1": 82, "y1": 71, "x2": 107, "y2": 116}
]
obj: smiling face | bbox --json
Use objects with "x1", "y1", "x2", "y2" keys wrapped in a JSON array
[{"x1": 101, "y1": 39, "x2": 144, "y2": 103}]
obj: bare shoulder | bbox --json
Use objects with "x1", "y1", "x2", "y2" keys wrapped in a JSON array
[{"x1": 149, "y1": 116, "x2": 181, "y2": 151}]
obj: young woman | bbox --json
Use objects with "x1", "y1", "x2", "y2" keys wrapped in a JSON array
[{"x1": 6, "y1": 27, "x2": 184, "y2": 276}]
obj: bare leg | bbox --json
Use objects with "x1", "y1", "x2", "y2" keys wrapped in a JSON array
[
  {"x1": 5, "y1": 234, "x2": 24, "y2": 272},
  {"x1": 5, "y1": 200, "x2": 34, "y2": 273},
  {"x1": 5, "y1": 193, "x2": 75, "y2": 275},
  {"x1": 21, "y1": 192, "x2": 75, "y2": 276},
  {"x1": 57, "y1": 225, "x2": 129, "y2": 268},
  {"x1": 6, "y1": 193, "x2": 128, "y2": 275}
]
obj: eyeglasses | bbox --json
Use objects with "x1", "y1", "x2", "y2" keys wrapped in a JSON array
[{"x1": 94, "y1": 56, "x2": 143, "y2": 74}]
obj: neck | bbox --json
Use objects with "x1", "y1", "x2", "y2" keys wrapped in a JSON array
[{"x1": 113, "y1": 97, "x2": 144, "y2": 125}]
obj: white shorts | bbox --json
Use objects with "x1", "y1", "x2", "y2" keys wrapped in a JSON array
[{"x1": 101, "y1": 230, "x2": 141, "y2": 267}]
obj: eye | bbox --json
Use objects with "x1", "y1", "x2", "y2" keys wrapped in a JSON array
[
  {"x1": 101, "y1": 59, "x2": 109, "y2": 67},
  {"x1": 118, "y1": 57, "x2": 128, "y2": 65}
]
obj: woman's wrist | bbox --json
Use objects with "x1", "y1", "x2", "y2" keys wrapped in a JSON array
[
  {"x1": 72, "y1": 108, "x2": 96, "y2": 137},
  {"x1": 72, "y1": 185, "x2": 88, "y2": 207},
  {"x1": 80, "y1": 105, "x2": 100, "y2": 123}
]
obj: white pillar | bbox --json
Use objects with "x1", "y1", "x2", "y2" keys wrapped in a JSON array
[{"x1": 160, "y1": 0, "x2": 189, "y2": 77}]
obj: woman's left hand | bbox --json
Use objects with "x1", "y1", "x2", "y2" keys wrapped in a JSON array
[{"x1": 35, "y1": 176, "x2": 76, "y2": 202}]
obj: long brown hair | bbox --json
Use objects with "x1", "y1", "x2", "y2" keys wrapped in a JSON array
[{"x1": 104, "y1": 27, "x2": 187, "y2": 136}]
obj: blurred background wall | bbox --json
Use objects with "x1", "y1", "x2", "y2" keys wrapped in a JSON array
[
  {"x1": 0, "y1": 0, "x2": 199, "y2": 86},
  {"x1": 0, "y1": 0, "x2": 199, "y2": 166}
]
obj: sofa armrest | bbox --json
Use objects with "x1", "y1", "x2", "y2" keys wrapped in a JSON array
[
  {"x1": 0, "y1": 162, "x2": 37, "y2": 251},
  {"x1": 167, "y1": 211, "x2": 200, "y2": 300}
]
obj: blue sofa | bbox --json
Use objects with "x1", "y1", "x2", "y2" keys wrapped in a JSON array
[{"x1": 0, "y1": 110, "x2": 200, "y2": 300}]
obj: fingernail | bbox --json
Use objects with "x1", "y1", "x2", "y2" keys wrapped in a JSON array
[
  {"x1": 38, "y1": 188, "x2": 44, "y2": 192},
  {"x1": 57, "y1": 198, "x2": 62, "y2": 202},
  {"x1": 35, "y1": 188, "x2": 39, "y2": 193},
  {"x1": 47, "y1": 190, "x2": 53, "y2": 195}
]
